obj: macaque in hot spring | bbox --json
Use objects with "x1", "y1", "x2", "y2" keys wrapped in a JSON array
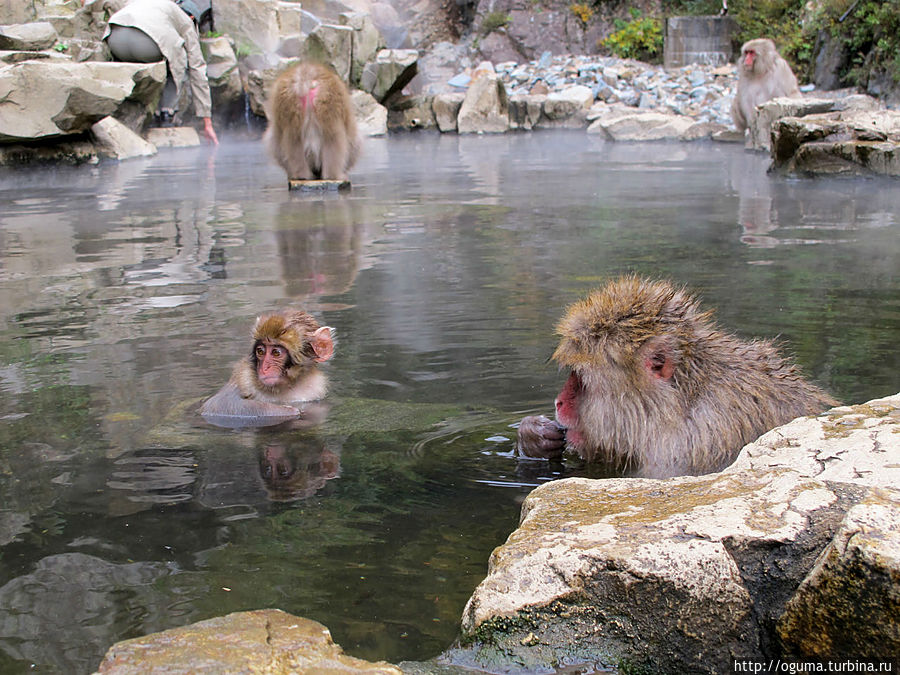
[
  {"x1": 517, "y1": 276, "x2": 838, "y2": 477},
  {"x1": 200, "y1": 310, "x2": 334, "y2": 425},
  {"x1": 732, "y1": 38, "x2": 800, "y2": 133},
  {"x1": 264, "y1": 61, "x2": 360, "y2": 181}
]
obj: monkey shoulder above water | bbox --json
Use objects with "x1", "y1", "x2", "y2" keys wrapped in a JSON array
[
  {"x1": 517, "y1": 276, "x2": 838, "y2": 477},
  {"x1": 200, "y1": 309, "x2": 335, "y2": 428}
]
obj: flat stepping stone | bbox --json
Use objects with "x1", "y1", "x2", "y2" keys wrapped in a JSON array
[{"x1": 288, "y1": 179, "x2": 351, "y2": 191}]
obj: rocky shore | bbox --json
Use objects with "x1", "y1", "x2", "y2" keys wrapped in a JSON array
[
  {"x1": 482, "y1": 52, "x2": 738, "y2": 128},
  {"x1": 3, "y1": 0, "x2": 900, "y2": 176},
  {"x1": 92, "y1": 393, "x2": 900, "y2": 673},
  {"x1": 3, "y1": 2, "x2": 900, "y2": 672}
]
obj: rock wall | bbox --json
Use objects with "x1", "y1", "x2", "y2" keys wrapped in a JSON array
[{"x1": 468, "y1": 0, "x2": 660, "y2": 64}]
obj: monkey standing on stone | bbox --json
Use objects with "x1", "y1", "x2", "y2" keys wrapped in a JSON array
[
  {"x1": 731, "y1": 38, "x2": 801, "y2": 133},
  {"x1": 263, "y1": 61, "x2": 361, "y2": 181},
  {"x1": 517, "y1": 276, "x2": 839, "y2": 477}
]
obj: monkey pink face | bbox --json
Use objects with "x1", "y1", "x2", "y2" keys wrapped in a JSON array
[
  {"x1": 742, "y1": 48, "x2": 756, "y2": 70},
  {"x1": 554, "y1": 370, "x2": 585, "y2": 448},
  {"x1": 255, "y1": 339, "x2": 290, "y2": 387}
]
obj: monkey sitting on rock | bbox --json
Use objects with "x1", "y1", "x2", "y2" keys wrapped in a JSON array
[
  {"x1": 731, "y1": 38, "x2": 801, "y2": 134},
  {"x1": 517, "y1": 276, "x2": 838, "y2": 477}
]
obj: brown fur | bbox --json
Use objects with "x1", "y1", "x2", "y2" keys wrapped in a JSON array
[
  {"x1": 519, "y1": 276, "x2": 838, "y2": 477},
  {"x1": 263, "y1": 62, "x2": 360, "y2": 181},
  {"x1": 731, "y1": 38, "x2": 801, "y2": 133},
  {"x1": 200, "y1": 310, "x2": 334, "y2": 422}
]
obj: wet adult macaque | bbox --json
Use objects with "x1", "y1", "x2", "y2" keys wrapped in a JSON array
[
  {"x1": 517, "y1": 277, "x2": 838, "y2": 477},
  {"x1": 200, "y1": 310, "x2": 334, "y2": 424},
  {"x1": 731, "y1": 38, "x2": 800, "y2": 133},
  {"x1": 264, "y1": 61, "x2": 360, "y2": 181}
]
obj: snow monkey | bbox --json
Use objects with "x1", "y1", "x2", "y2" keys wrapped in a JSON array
[
  {"x1": 731, "y1": 38, "x2": 801, "y2": 133},
  {"x1": 264, "y1": 61, "x2": 361, "y2": 181},
  {"x1": 201, "y1": 309, "x2": 335, "y2": 424},
  {"x1": 516, "y1": 276, "x2": 838, "y2": 477}
]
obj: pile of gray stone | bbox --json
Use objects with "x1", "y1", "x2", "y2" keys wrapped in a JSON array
[
  {"x1": 496, "y1": 52, "x2": 737, "y2": 126},
  {"x1": 2, "y1": 0, "x2": 899, "y2": 176}
]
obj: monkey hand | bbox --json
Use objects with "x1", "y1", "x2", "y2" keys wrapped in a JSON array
[{"x1": 516, "y1": 415, "x2": 566, "y2": 459}]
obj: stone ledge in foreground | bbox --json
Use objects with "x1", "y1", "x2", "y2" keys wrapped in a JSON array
[{"x1": 452, "y1": 392, "x2": 900, "y2": 673}]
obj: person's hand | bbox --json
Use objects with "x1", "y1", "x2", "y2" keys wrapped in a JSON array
[{"x1": 202, "y1": 117, "x2": 219, "y2": 145}]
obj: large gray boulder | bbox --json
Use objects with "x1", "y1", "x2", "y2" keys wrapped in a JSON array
[
  {"x1": 507, "y1": 93, "x2": 543, "y2": 130},
  {"x1": 387, "y1": 94, "x2": 435, "y2": 130},
  {"x1": 302, "y1": 22, "x2": 353, "y2": 82},
  {"x1": 91, "y1": 115, "x2": 156, "y2": 159},
  {"x1": 587, "y1": 104, "x2": 697, "y2": 141},
  {"x1": 747, "y1": 93, "x2": 882, "y2": 151},
  {"x1": 351, "y1": 89, "x2": 387, "y2": 136},
  {"x1": 770, "y1": 109, "x2": 900, "y2": 177},
  {"x1": 539, "y1": 84, "x2": 592, "y2": 128},
  {"x1": 455, "y1": 393, "x2": 900, "y2": 673},
  {"x1": 457, "y1": 66, "x2": 509, "y2": 134},
  {"x1": 241, "y1": 57, "x2": 285, "y2": 117},
  {"x1": 212, "y1": 0, "x2": 281, "y2": 55},
  {"x1": 0, "y1": 60, "x2": 166, "y2": 142},
  {"x1": 432, "y1": 91, "x2": 465, "y2": 132},
  {"x1": 200, "y1": 35, "x2": 242, "y2": 125},
  {"x1": 358, "y1": 48, "x2": 417, "y2": 104},
  {"x1": 93, "y1": 609, "x2": 401, "y2": 674},
  {"x1": 340, "y1": 11, "x2": 385, "y2": 88},
  {"x1": 0, "y1": 21, "x2": 57, "y2": 50}
]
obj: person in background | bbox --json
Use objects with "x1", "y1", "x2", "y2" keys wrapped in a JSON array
[{"x1": 86, "y1": 0, "x2": 218, "y2": 145}]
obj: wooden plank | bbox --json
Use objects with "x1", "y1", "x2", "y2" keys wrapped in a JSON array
[{"x1": 287, "y1": 179, "x2": 351, "y2": 192}]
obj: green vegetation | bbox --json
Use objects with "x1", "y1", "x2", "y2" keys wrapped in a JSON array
[
  {"x1": 808, "y1": 0, "x2": 900, "y2": 84},
  {"x1": 481, "y1": 11, "x2": 512, "y2": 35},
  {"x1": 570, "y1": 2, "x2": 593, "y2": 27},
  {"x1": 664, "y1": 0, "x2": 900, "y2": 92},
  {"x1": 601, "y1": 9, "x2": 663, "y2": 62}
]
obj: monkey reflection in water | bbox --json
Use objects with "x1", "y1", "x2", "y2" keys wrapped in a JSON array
[
  {"x1": 517, "y1": 276, "x2": 839, "y2": 478},
  {"x1": 258, "y1": 441, "x2": 340, "y2": 502}
]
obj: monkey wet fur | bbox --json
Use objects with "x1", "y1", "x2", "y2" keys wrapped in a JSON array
[
  {"x1": 517, "y1": 277, "x2": 838, "y2": 477},
  {"x1": 264, "y1": 62, "x2": 360, "y2": 181},
  {"x1": 200, "y1": 310, "x2": 335, "y2": 425}
]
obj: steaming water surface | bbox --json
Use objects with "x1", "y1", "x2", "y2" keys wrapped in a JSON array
[{"x1": 0, "y1": 132, "x2": 898, "y2": 672}]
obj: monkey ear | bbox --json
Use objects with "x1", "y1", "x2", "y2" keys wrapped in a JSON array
[
  {"x1": 642, "y1": 337, "x2": 675, "y2": 381},
  {"x1": 310, "y1": 326, "x2": 334, "y2": 362}
]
